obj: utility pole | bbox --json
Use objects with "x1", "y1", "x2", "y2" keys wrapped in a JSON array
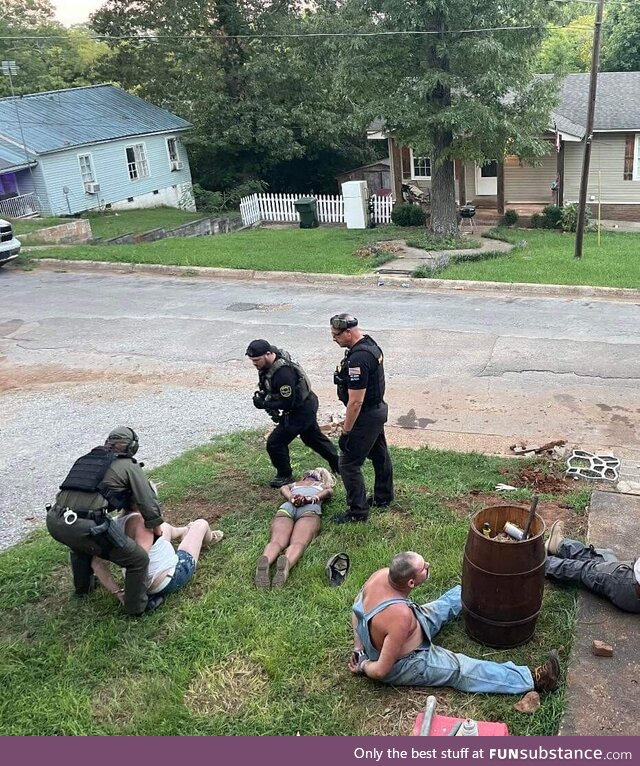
[{"x1": 575, "y1": 0, "x2": 605, "y2": 259}]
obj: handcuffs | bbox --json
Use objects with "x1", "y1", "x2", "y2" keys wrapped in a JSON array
[
  {"x1": 63, "y1": 508, "x2": 78, "y2": 525},
  {"x1": 352, "y1": 649, "x2": 368, "y2": 674}
]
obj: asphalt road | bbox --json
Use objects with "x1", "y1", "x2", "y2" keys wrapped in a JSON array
[{"x1": 1, "y1": 268, "x2": 639, "y2": 549}]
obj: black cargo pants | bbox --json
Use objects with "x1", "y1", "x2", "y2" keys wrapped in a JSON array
[
  {"x1": 266, "y1": 391, "x2": 340, "y2": 477},
  {"x1": 338, "y1": 402, "x2": 394, "y2": 517},
  {"x1": 46, "y1": 508, "x2": 150, "y2": 616}
]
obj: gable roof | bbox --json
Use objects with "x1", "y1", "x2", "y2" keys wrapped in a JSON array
[
  {"x1": 0, "y1": 84, "x2": 192, "y2": 156},
  {"x1": 552, "y1": 72, "x2": 640, "y2": 134}
]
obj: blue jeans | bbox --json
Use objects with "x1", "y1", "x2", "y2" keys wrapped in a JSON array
[
  {"x1": 383, "y1": 586, "x2": 534, "y2": 695},
  {"x1": 154, "y1": 550, "x2": 196, "y2": 597}
]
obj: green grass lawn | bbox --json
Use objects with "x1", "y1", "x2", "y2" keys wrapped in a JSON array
[
  {"x1": 10, "y1": 217, "x2": 69, "y2": 235},
  {"x1": 85, "y1": 208, "x2": 213, "y2": 240},
  {"x1": 29, "y1": 226, "x2": 415, "y2": 274},
  {"x1": 26, "y1": 223, "x2": 640, "y2": 286},
  {"x1": 438, "y1": 228, "x2": 640, "y2": 289},
  {"x1": 0, "y1": 432, "x2": 587, "y2": 735}
]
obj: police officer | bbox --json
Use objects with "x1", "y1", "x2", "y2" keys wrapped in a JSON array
[
  {"x1": 247, "y1": 339, "x2": 340, "y2": 487},
  {"x1": 330, "y1": 314, "x2": 393, "y2": 523},
  {"x1": 46, "y1": 426, "x2": 164, "y2": 616}
]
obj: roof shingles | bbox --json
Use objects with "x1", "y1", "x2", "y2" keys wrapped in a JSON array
[{"x1": 0, "y1": 84, "x2": 192, "y2": 155}]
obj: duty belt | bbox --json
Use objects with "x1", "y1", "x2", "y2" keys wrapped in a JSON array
[
  {"x1": 52, "y1": 505, "x2": 107, "y2": 521},
  {"x1": 361, "y1": 401, "x2": 384, "y2": 411}
]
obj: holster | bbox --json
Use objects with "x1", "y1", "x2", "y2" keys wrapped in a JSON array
[{"x1": 89, "y1": 515, "x2": 128, "y2": 549}]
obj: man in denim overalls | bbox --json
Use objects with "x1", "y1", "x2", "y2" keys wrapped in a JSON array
[{"x1": 349, "y1": 551, "x2": 561, "y2": 694}]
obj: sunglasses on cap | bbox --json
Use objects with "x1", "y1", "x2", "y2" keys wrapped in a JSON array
[{"x1": 330, "y1": 315, "x2": 358, "y2": 331}]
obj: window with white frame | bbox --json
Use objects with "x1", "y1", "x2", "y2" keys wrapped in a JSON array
[
  {"x1": 410, "y1": 150, "x2": 431, "y2": 179},
  {"x1": 126, "y1": 143, "x2": 150, "y2": 180},
  {"x1": 167, "y1": 137, "x2": 179, "y2": 164},
  {"x1": 633, "y1": 134, "x2": 640, "y2": 180},
  {"x1": 78, "y1": 154, "x2": 95, "y2": 185}
]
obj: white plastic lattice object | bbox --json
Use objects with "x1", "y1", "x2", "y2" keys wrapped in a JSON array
[{"x1": 566, "y1": 449, "x2": 620, "y2": 482}]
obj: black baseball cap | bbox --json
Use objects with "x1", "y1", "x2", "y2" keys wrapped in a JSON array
[{"x1": 245, "y1": 339, "x2": 273, "y2": 357}]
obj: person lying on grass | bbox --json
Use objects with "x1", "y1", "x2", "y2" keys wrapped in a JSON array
[
  {"x1": 255, "y1": 467, "x2": 335, "y2": 590},
  {"x1": 91, "y1": 511, "x2": 223, "y2": 606},
  {"x1": 349, "y1": 551, "x2": 561, "y2": 695}
]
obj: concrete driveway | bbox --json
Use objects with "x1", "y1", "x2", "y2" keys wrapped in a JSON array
[{"x1": 1, "y1": 267, "x2": 639, "y2": 549}]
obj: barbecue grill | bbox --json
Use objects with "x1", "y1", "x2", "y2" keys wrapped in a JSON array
[{"x1": 458, "y1": 205, "x2": 476, "y2": 232}]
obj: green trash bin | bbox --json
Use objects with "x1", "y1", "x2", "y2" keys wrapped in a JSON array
[{"x1": 294, "y1": 196, "x2": 319, "y2": 229}]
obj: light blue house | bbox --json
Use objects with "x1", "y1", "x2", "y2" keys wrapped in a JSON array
[{"x1": 0, "y1": 84, "x2": 195, "y2": 218}]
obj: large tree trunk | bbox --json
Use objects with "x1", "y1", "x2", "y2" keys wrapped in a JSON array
[{"x1": 430, "y1": 128, "x2": 458, "y2": 236}]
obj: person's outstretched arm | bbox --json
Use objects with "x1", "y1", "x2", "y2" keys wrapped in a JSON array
[{"x1": 91, "y1": 557, "x2": 125, "y2": 604}]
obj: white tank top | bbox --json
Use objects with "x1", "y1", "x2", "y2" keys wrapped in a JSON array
[{"x1": 116, "y1": 514, "x2": 178, "y2": 589}]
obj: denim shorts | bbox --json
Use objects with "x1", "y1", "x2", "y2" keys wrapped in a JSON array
[{"x1": 154, "y1": 550, "x2": 196, "y2": 597}]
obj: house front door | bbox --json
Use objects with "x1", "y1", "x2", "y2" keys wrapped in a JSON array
[{"x1": 476, "y1": 160, "x2": 498, "y2": 195}]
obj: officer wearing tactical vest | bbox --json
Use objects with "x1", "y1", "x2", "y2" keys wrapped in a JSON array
[
  {"x1": 330, "y1": 314, "x2": 394, "y2": 523},
  {"x1": 246, "y1": 339, "x2": 340, "y2": 487},
  {"x1": 46, "y1": 426, "x2": 165, "y2": 616}
]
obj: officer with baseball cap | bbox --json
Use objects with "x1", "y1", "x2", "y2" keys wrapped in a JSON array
[
  {"x1": 246, "y1": 339, "x2": 339, "y2": 487},
  {"x1": 330, "y1": 314, "x2": 394, "y2": 523}
]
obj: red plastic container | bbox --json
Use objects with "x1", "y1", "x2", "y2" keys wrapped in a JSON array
[{"x1": 412, "y1": 712, "x2": 509, "y2": 737}]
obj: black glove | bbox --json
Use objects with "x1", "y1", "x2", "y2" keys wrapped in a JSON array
[
  {"x1": 269, "y1": 412, "x2": 282, "y2": 424},
  {"x1": 253, "y1": 391, "x2": 266, "y2": 409}
]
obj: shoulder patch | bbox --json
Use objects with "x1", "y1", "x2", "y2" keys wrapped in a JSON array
[{"x1": 279, "y1": 385, "x2": 293, "y2": 397}]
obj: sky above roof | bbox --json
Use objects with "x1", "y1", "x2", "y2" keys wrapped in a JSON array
[{"x1": 53, "y1": 0, "x2": 104, "y2": 26}]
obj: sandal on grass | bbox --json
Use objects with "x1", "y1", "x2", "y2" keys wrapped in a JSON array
[
  {"x1": 255, "y1": 555, "x2": 271, "y2": 590},
  {"x1": 326, "y1": 552, "x2": 350, "y2": 587}
]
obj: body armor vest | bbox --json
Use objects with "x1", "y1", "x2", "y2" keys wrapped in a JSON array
[
  {"x1": 261, "y1": 348, "x2": 311, "y2": 406},
  {"x1": 59, "y1": 447, "x2": 132, "y2": 510},
  {"x1": 335, "y1": 335, "x2": 385, "y2": 406}
]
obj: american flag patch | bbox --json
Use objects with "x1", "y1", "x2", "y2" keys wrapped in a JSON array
[{"x1": 349, "y1": 367, "x2": 361, "y2": 375}]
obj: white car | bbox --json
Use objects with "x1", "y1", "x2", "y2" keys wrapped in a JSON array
[{"x1": 0, "y1": 218, "x2": 21, "y2": 267}]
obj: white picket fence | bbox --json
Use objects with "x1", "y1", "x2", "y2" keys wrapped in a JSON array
[{"x1": 240, "y1": 192, "x2": 393, "y2": 226}]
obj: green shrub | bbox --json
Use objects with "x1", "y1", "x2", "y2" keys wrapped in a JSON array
[
  {"x1": 541, "y1": 205, "x2": 563, "y2": 229},
  {"x1": 391, "y1": 203, "x2": 427, "y2": 227},
  {"x1": 500, "y1": 209, "x2": 519, "y2": 227},
  {"x1": 193, "y1": 180, "x2": 267, "y2": 214},
  {"x1": 530, "y1": 212, "x2": 543, "y2": 229},
  {"x1": 560, "y1": 202, "x2": 591, "y2": 232}
]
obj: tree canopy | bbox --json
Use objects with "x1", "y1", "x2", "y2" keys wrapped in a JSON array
[
  {"x1": 328, "y1": 0, "x2": 561, "y2": 233},
  {"x1": 0, "y1": 0, "x2": 110, "y2": 97}
]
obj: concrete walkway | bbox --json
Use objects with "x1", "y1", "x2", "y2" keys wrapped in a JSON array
[
  {"x1": 559, "y1": 489, "x2": 640, "y2": 736},
  {"x1": 376, "y1": 235, "x2": 513, "y2": 276}
]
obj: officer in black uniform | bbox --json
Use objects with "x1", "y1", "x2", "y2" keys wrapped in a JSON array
[
  {"x1": 46, "y1": 426, "x2": 164, "y2": 616},
  {"x1": 247, "y1": 339, "x2": 340, "y2": 487},
  {"x1": 330, "y1": 314, "x2": 394, "y2": 523}
]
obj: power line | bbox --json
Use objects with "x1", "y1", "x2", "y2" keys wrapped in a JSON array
[{"x1": 0, "y1": 24, "x2": 596, "y2": 42}]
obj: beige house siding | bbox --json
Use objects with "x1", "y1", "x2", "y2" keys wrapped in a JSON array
[
  {"x1": 504, "y1": 147, "x2": 557, "y2": 203},
  {"x1": 564, "y1": 134, "x2": 640, "y2": 203},
  {"x1": 462, "y1": 162, "x2": 476, "y2": 201}
]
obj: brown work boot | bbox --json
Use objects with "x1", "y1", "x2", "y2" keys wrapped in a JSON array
[
  {"x1": 532, "y1": 650, "x2": 561, "y2": 693},
  {"x1": 545, "y1": 521, "x2": 564, "y2": 556}
]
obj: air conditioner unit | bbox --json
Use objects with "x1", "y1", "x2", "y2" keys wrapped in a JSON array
[
  {"x1": 171, "y1": 161, "x2": 184, "y2": 171},
  {"x1": 84, "y1": 182, "x2": 101, "y2": 194}
]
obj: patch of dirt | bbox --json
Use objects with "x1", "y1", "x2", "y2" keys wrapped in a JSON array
[
  {"x1": 500, "y1": 464, "x2": 574, "y2": 495},
  {"x1": 0, "y1": 363, "x2": 233, "y2": 393},
  {"x1": 184, "y1": 654, "x2": 269, "y2": 717},
  {"x1": 92, "y1": 673, "x2": 175, "y2": 729}
]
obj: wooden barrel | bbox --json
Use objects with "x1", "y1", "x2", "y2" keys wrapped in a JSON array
[{"x1": 461, "y1": 505, "x2": 546, "y2": 648}]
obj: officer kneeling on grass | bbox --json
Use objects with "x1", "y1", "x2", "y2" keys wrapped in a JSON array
[
  {"x1": 246, "y1": 339, "x2": 340, "y2": 488},
  {"x1": 46, "y1": 426, "x2": 165, "y2": 617},
  {"x1": 330, "y1": 314, "x2": 394, "y2": 524}
]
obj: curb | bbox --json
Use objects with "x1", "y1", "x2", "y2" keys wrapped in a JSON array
[{"x1": 31, "y1": 258, "x2": 640, "y2": 301}]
